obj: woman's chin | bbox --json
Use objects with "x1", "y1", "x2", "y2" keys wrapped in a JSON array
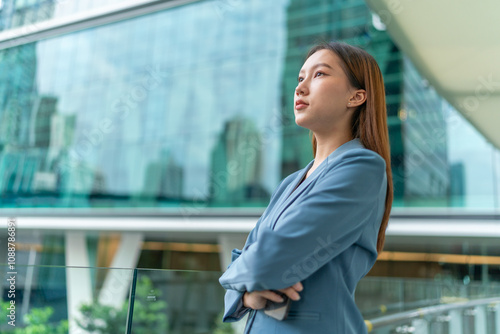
[{"x1": 294, "y1": 117, "x2": 311, "y2": 129}]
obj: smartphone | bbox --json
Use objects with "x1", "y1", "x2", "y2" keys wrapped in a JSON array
[{"x1": 264, "y1": 291, "x2": 291, "y2": 321}]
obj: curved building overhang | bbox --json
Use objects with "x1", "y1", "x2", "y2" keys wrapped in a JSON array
[{"x1": 366, "y1": 0, "x2": 500, "y2": 148}]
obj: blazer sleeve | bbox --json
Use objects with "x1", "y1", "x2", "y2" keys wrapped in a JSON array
[
  {"x1": 221, "y1": 249, "x2": 251, "y2": 322},
  {"x1": 220, "y1": 216, "x2": 262, "y2": 322},
  {"x1": 220, "y1": 177, "x2": 291, "y2": 322},
  {"x1": 219, "y1": 149, "x2": 387, "y2": 292}
]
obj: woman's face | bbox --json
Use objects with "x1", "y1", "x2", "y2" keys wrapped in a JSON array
[{"x1": 294, "y1": 49, "x2": 355, "y2": 133}]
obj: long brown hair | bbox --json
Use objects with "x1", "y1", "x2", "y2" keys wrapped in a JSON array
[{"x1": 306, "y1": 42, "x2": 393, "y2": 253}]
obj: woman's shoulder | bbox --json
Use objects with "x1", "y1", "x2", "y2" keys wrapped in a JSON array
[
  {"x1": 318, "y1": 142, "x2": 387, "y2": 196},
  {"x1": 327, "y1": 139, "x2": 386, "y2": 170},
  {"x1": 317, "y1": 142, "x2": 387, "y2": 190}
]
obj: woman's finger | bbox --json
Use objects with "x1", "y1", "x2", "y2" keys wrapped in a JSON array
[
  {"x1": 278, "y1": 287, "x2": 301, "y2": 301},
  {"x1": 243, "y1": 292, "x2": 267, "y2": 310},
  {"x1": 292, "y1": 282, "x2": 303, "y2": 292},
  {"x1": 257, "y1": 290, "x2": 285, "y2": 303}
]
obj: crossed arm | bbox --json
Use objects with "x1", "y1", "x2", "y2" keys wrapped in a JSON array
[{"x1": 219, "y1": 150, "x2": 386, "y2": 321}]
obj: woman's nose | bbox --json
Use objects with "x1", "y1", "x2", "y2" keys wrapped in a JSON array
[{"x1": 295, "y1": 84, "x2": 305, "y2": 96}]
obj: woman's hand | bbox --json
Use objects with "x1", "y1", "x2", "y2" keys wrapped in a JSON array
[{"x1": 242, "y1": 282, "x2": 303, "y2": 310}]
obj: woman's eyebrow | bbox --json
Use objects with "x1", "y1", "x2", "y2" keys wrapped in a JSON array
[{"x1": 299, "y1": 62, "x2": 334, "y2": 74}]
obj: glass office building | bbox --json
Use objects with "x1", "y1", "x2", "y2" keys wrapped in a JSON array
[
  {"x1": 1, "y1": 0, "x2": 498, "y2": 210},
  {"x1": 1, "y1": 1, "x2": 500, "y2": 333},
  {"x1": 1, "y1": 0, "x2": 499, "y2": 282}
]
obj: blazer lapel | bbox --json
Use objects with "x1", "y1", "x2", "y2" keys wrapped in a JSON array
[
  {"x1": 269, "y1": 160, "x2": 325, "y2": 229},
  {"x1": 269, "y1": 138, "x2": 364, "y2": 230}
]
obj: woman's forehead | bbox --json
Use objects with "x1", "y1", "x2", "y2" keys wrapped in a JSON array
[{"x1": 300, "y1": 49, "x2": 341, "y2": 72}]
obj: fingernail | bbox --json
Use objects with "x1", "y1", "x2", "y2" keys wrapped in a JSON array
[{"x1": 279, "y1": 297, "x2": 285, "y2": 302}]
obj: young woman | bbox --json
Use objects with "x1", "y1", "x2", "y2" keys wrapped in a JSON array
[{"x1": 219, "y1": 41, "x2": 393, "y2": 334}]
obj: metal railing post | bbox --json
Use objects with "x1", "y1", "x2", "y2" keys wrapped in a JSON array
[
  {"x1": 475, "y1": 305, "x2": 487, "y2": 334},
  {"x1": 125, "y1": 268, "x2": 138, "y2": 334},
  {"x1": 495, "y1": 303, "x2": 500, "y2": 334},
  {"x1": 411, "y1": 318, "x2": 428, "y2": 334},
  {"x1": 448, "y1": 310, "x2": 463, "y2": 334}
]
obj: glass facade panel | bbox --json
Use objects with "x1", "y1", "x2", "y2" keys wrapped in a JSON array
[
  {"x1": 0, "y1": 0, "x2": 498, "y2": 209},
  {"x1": 0, "y1": 0, "x2": 129, "y2": 31}
]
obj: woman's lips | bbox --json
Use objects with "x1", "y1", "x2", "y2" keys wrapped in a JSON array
[{"x1": 295, "y1": 100, "x2": 309, "y2": 110}]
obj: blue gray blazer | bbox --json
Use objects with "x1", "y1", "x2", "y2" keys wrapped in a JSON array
[{"x1": 219, "y1": 138, "x2": 387, "y2": 333}]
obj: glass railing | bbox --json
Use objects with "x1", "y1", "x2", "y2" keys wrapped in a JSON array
[
  {"x1": 2, "y1": 264, "x2": 500, "y2": 333},
  {"x1": 365, "y1": 296, "x2": 500, "y2": 333},
  {"x1": 358, "y1": 277, "x2": 500, "y2": 334},
  {"x1": 0, "y1": 264, "x2": 227, "y2": 334},
  {"x1": 356, "y1": 277, "x2": 500, "y2": 318}
]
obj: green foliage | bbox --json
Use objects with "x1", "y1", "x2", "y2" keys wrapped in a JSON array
[
  {"x1": 76, "y1": 275, "x2": 168, "y2": 334},
  {"x1": 0, "y1": 301, "x2": 68, "y2": 334},
  {"x1": 123, "y1": 276, "x2": 168, "y2": 333},
  {"x1": 213, "y1": 310, "x2": 235, "y2": 334},
  {"x1": 1, "y1": 276, "x2": 167, "y2": 333},
  {"x1": 76, "y1": 302, "x2": 128, "y2": 333}
]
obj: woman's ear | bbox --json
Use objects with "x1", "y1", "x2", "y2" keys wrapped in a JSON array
[{"x1": 348, "y1": 89, "x2": 367, "y2": 107}]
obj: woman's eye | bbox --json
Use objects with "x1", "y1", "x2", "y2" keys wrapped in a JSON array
[
  {"x1": 297, "y1": 77, "x2": 304, "y2": 82},
  {"x1": 315, "y1": 72, "x2": 324, "y2": 77}
]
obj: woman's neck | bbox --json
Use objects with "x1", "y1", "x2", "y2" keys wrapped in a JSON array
[{"x1": 313, "y1": 131, "x2": 353, "y2": 165}]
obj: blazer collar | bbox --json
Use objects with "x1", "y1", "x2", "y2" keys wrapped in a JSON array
[
  {"x1": 292, "y1": 138, "x2": 363, "y2": 195},
  {"x1": 326, "y1": 138, "x2": 363, "y2": 164},
  {"x1": 269, "y1": 138, "x2": 363, "y2": 229}
]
